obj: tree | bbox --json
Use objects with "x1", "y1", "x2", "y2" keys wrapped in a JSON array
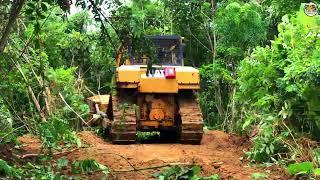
[{"x1": 0, "y1": 0, "x2": 26, "y2": 52}]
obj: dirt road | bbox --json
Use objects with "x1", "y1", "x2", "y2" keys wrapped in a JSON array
[{"x1": 18, "y1": 130, "x2": 288, "y2": 179}]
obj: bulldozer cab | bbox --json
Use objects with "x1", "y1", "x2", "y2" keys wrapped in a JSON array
[{"x1": 118, "y1": 36, "x2": 184, "y2": 66}]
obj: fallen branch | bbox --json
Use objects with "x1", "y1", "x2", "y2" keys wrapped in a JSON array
[
  {"x1": 102, "y1": 152, "x2": 137, "y2": 171},
  {"x1": 0, "y1": 125, "x2": 26, "y2": 143},
  {"x1": 10, "y1": 57, "x2": 47, "y2": 122},
  {"x1": 84, "y1": 86, "x2": 96, "y2": 96},
  {"x1": 94, "y1": 151, "x2": 193, "y2": 173},
  {"x1": 113, "y1": 162, "x2": 193, "y2": 173},
  {"x1": 4, "y1": 98, "x2": 33, "y2": 133},
  {"x1": 28, "y1": 86, "x2": 47, "y2": 122},
  {"x1": 21, "y1": 147, "x2": 82, "y2": 158},
  {"x1": 58, "y1": 92, "x2": 90, "y2": 128},
  {"x1": 22, "y1": 150, "x2": 193, "y2": 174}
]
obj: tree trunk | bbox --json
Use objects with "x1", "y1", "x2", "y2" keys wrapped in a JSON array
[
  {"x1": 210, "y1": 0, "x2": 217, "y2": 64},
  {"x1": 28, "y1": 86, "x2": 47, "y2": 122},
  {"x1": 0, "y1": 0, "x2": 26, "y2": 53}
]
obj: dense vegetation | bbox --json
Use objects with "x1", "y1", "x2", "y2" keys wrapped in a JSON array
[{"x1": 1, "y1": 0, "x2": 320, "y2": 178}]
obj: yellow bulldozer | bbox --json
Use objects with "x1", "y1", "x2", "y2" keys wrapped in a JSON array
[{"x1": 88, "y1": 36, "x2": 203, "y2": 144}]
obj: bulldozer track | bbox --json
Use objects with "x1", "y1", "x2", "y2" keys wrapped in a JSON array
[
  {"x1": 110, "y1": 92, "x2": 137, "y2": 144},
  {"x1": 178, "y1": 92, "x2": 203, "y2": 144}
]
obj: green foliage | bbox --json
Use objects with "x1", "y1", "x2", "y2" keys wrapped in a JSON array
[
  {"x1": 0, "y1": 98, "x2": 14, "y2": 143},
  {"x1": 216, "y1": 2, "x2": 267, "y2": 51},
  {"x1": 22, "y1": 162, "x2": 66, "y2": 179},
  {"x1": 37, "y1": 117, "x2": 81, "y2": 150},
  {"x1": 198, "y1": 1, "x2": 267, "y2": 129},
  {"x1": 164, "y1": 0, "x2": 216, "y2": 66},
  {"x1": 136, "y1": 131, "x2": 160, "y2": 142},
  {"x1": 111, "y1": 1, "x2": 161, "y2": 71},
  {"x1": 113, "y1": 0, "x2": 164, "y2": 38},
  {"x1": 199, "y1": 62, "x2": 234, "y2": 127},
  {"x1": 0, "y1": 1, "x2": 114, "y2": 179},
  {"x1": 238, "y1": 8, "x2": 320, "y2": 162},
  {"x1": 47, "y1": 67, "x2": 89, "y2": 128},
  {"x1": 153, "y1": 165, "x2": 219, "y2": 180},
  {"x1": 0, "y1": 159, "x2": 22, "y2": 178},
  {"x1": 47, "y1": 67, "x2": 77, "y2": 90},
  {"x1": 244, "y1": 116, "x2": 287, "y2": 163},
  {"x1": 57, "y1": 157, "x2": 69, "y2": 170},
  {"x1": 0, "y1": 159, "x2": 67, "y2": 179},
  {"x1": 238, "y1": 13, "x2": 320, "y2": 130},
  {"x1": 36, "y1": 9, "x2": 114, "y2": 93},
  {"x1": 262, "y1": 0, "x2": 307, "y2": 21},
  {"x1": 2, "y1": 1, "x2": 320, "y2": 178},
  {"x1": 71, "y1": 159, "x2": 109, "y2": 176},
  {"x1": 0, "y1": 99, "x2": 12, "y2": 132},
  {"x1": 286, "y1": 161, "x2": 320, "y2": 179},
  {"x1": 287, "y1": 162, "x2": 314, "y2": 175},
  {"x1": 313, "y1": 148, "x2": 320, "y2": 166},
  {"x1": 251, "y1": 172, "x2": 269, "y2": 180},
  {"x1": 25, "y1": 0, "x2": 51, "y2": 35}
]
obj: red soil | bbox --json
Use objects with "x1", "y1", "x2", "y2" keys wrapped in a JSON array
[{"x1": 17, "y1": 130, "x2": 289, "y2": 179}]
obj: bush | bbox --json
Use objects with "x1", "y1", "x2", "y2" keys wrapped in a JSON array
[
  {"x1": 0, "y1": 99, "x2": 14, "y2": 143},
  {"x1": 47, "y1": 67, "x2": 89, "y2": 129},
  {"x1": 37, "y1": 116, "x2": 81, "y2": 150},
  {"x1": 199, "y1": 62, "x2": 234, "y2": 128},
  {"x1": 71, "y1": 159, "x2": 109, "y2": 176},
  {"x1": 237, "y1": 9, "x2": 320, "y2": 162}
]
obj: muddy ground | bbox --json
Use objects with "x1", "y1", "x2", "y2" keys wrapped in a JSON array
[{"x1": 17, "y1": 130, "x2": 289, "y2": 180}]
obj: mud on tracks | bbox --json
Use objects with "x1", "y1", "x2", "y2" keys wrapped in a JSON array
[{"x1": 18, "y1": 130, "x2": 288, "y2": 179}]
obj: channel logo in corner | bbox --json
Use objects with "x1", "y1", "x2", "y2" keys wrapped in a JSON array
[{"x1": 304, "y1": 2, "x2": 318, "y2": 17}]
